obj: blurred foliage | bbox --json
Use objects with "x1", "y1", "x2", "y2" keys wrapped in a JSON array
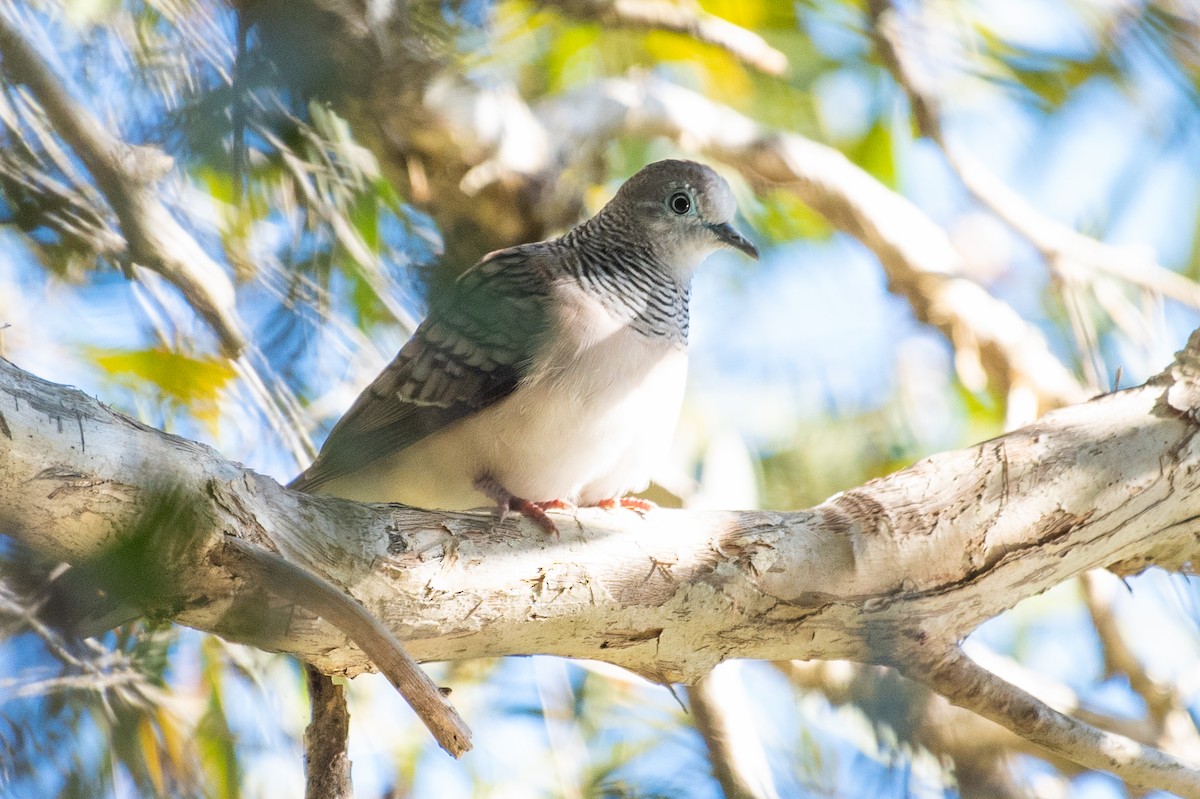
[
  {"x1": 1, "y1": 0, "x2": 1200, "y2": 797},
  {"x1": 90, "y1": 347, "x2": 235, "y2": 431}
]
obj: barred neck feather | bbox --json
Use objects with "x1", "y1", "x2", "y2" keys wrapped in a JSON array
[{"x1": 558, "y1": 208, "x2": 691, "y2": 344}]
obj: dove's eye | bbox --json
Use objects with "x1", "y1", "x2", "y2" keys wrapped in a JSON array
[{"x1": 669, "y1": 192, "x2": 692, "y2": 215}]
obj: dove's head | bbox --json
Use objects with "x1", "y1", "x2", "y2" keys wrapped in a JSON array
[{"x1": 608, "y1": 159, "x2": 758, "y2": 277}]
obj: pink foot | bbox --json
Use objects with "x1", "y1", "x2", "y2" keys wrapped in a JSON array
[
  {"x1": 474, "y1": 475, "x2": 562, "y2": 536},
  {"x1": 534, "y1": 499, "x2": 575, "y2": 512},
  {"x1": 597, "y1": 497, "x2": 656, "y2": 514}
]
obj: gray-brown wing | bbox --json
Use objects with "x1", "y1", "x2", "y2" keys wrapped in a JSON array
[{"x1": 289, "y1": 246, "x2": 555, "y2": 493}]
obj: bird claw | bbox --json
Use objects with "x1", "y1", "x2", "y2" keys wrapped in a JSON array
[
  {"x1": 509, "y1": 497, "x2": 560, "y2": 537},
  {"x1": 474, "y1": 475, "x2": 562, "y2": 536}
]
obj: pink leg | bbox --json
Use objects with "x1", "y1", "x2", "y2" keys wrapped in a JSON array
[{"x1": 474, "y1": 475, "x2": 561, "y2": 536}]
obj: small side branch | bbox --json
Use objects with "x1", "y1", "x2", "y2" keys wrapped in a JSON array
[
  {"x1": 906, "y1": 645, "x2": 1200, "y2": 798},
  {"x1": 304, "y1": 666, "x2": 353, "y2": 799},
  {"x1": 218, "y1": 536, "x2": 472, "y2": 757}
]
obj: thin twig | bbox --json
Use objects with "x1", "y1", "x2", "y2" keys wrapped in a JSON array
[
  {"x1": 231, "y1": 354, "x2": 318, "y2": 464},
  {"x1": 0, "y1": 584, "x2": 88, "y2": 671},
  {"x1": 0, "y1": 670, "x2": 151, "y2": 701},
  {"x1": 254, "y1": 120, "x2": 421, "y2": 334},
  {"x1": 131, "y1": 267, "x2": 317, "y2": 466}
]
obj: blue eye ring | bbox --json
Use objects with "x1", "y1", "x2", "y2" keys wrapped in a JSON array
[{"x1": 669, "y1": 191, "x2": 692, "y2": 215}]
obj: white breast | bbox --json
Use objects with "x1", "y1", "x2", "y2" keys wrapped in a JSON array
[{"x1": 320, "y1": 282, "x2": 688, "y2": 510}]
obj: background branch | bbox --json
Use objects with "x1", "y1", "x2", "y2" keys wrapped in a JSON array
[
  {"x1": 1080, "y1": 570, "x2": 1200, "y2": 758},
  {"x1": 549, "y1": 0, "x2": 788, "y2": 75},
  {"x1": 690, "y1": 665, "x2": 780, "y2": 799},
  {"x1": 778, "y1": 659, "x2": 1079, "y2": 796},
  {"x1": 868, "y1": 0, "x2": 1200, "y2": 312},
  {"x1": 0, "y1": 11, "x2": 246, "y2": 358}
]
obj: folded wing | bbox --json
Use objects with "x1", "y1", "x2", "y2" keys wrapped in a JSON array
[{"x1": 290, "y1": 246, "x2": 554, "y2": 493}]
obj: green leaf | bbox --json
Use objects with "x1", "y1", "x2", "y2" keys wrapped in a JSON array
[{"x1": 849, "y1": 117, "x2": 896, "y2": 189}]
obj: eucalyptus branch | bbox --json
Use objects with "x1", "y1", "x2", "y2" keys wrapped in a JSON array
[{"x1": 4, "y1": 322, "x2": 1200, "y2": 787}]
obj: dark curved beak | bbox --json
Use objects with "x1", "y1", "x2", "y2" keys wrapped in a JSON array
[{"x1": 709, "y1": 221, "x2": 759, "y2": 260}]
